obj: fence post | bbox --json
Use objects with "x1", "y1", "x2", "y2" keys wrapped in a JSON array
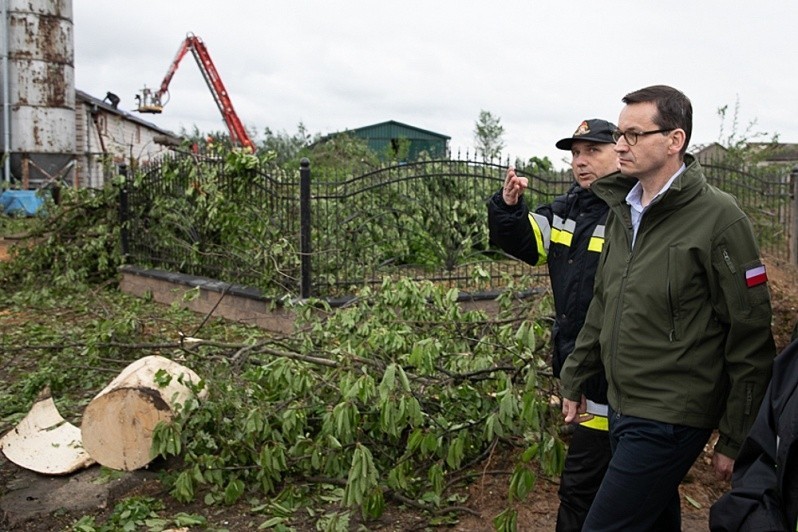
[
  {"x1": 791, "y1": 166, "x2": 798, "y2": 265},
  {"x1": 300, "y1": 158, "x2": 312, "y2": 298},
  {"x1": 118, "y1": 164, "x2": 129, "y2": 262}
]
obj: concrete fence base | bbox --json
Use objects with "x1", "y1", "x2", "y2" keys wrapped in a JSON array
[
  {"x1": 118, "y1": 265, "x2": 297, "y2": 334},
  {"x1": 118, "y1": 265, "x2": 508, "y2": 334}
]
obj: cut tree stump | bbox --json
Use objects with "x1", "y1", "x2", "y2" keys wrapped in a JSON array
[{"x1": 80, "y1": 355, "x2": 205, "y2": 471}]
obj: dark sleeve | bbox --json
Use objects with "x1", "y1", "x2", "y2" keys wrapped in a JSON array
[
  {"x1": 709, "y1": 341, "x2": 798, "y2": 531},
  {"x1": 710, "y1": 431, "x2": 789, "y2": 531},
  {"x1": 558, "y1": 247, "x2": 608, "y2": 401},
  {"x1": 487, "y1": 190, "x2": 543, "y2": 266},
  {"x1": 711, "y1": 215, "x2": 776, "y2": 458}
]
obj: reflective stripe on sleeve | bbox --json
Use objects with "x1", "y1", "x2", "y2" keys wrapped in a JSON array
[
  {"x1": 582, "y1": 400, "x2": 609, "y2": 431},
  {"x1": 587, "y1": 224, "x2": 606, "y2": 253},
  {"x1": 580, "y1": 415, "x2": 609, "y2": 431},
  {"x1": 551, "y1": 215, "x2": 575, "y2": 247},
  {"x1": 528, "y1": 212, "x2": 551, "y2": 266},
  {"x1": 586, "y1": 400, "x2": 608, "y2": 416}
]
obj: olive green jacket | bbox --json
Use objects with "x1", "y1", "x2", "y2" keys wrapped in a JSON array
[{"x1": 560, "y1": 155, "x2": 775, "y2": 458}]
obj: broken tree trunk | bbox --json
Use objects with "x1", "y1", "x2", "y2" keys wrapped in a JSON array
[{"x1": 80, "y1": 355, "x2": 205, "y2": 471}]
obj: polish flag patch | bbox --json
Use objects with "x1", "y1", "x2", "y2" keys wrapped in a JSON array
[{"x1": 745, "y1": 265, "x2": 768, "y2": 287}]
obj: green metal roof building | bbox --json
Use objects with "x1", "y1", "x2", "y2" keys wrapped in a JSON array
[{"x1": 345, "y1": 120, "x2": 450, "y2": 161}]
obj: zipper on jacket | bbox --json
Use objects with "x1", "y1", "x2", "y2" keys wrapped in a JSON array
[
  {"x1": 744, "y1": 382, "x2": 753, "y2": 416},
  {"x1": 722, "y1": 249, "x2": 737, "y2": 273},
  {"x1": 610, "y1": 251, "x2": 633, "y2": 413},
  {"x1": 667, "y1": 280, "x2": 678, "y2": 342},
  {"x1": 721, "y1": 247, "x2": 748, "y2": 311}
]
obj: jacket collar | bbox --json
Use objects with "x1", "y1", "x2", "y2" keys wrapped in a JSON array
[
  {"x1": 568, "y1": 180, "x2": 607, "y2": 208},
  {"x1": 592, "y1": 154, "x2": 705, "y2": 214}
]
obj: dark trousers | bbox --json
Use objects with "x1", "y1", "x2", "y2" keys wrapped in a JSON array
[
  {"x1": 556, "y1": 424, "x2": 612, "y2": 532},
  {"x1": 583, "y1": 410, "x2": 712, "y2": 532}
]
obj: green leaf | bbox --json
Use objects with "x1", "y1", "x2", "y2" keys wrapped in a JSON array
[
  {"x1": 484, "y1": 413, "x2": 497, "y2": 442},
  {"x1": 685, "y1": 495, "x2": 702, "y2": 509},
  {"x1": 396, "y1": 365, "x2": 411, "y2": 392},
  {"x1": 520, "y1": 443, "x2": 539, "y2": 463},
  {"x1": 172, "y1": 470, "x2": 194, "y2": 503},
  {"x1": 509, "y1": 465, "x2": 536, "y2": 501},
  {"x1": 380, "y1": 399, "x2": 396, "y2": 436},
  {"x1": 153, "y1": 368, "x2": 173, "y2": 388},
  {"x1": 406, "y1": 428, "x2": 424, "y2": 452},
  {"x1": 446, "y1": 433, "x2": 465, "y2": 470},
  {"x1": 378, "y1": 364, "x2": 397, "y2": 399},
  {"x1": 363, "y1": 486, "x2": 385, "y2": 520},
  {"x1": 428, "y1": 463, "x2": 444, "y2": 496},
  {"x1": 259, "y1": 516, "x2": 287, "y2": 529},
  {"x1": 493, "y1": 507, "x2": 518, "y2": 532},
  {"x1": 342, "y1": 444, "x2": 378, "y2": 508},
  {"x1": 223, "y1": 477, "x2": 246, "y2": 505},
  {"x1": 172, "y1": 512, "x2": 207, "y2": 526}
]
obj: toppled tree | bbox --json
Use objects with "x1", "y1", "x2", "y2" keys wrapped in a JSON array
[
  {"x1": 148, "y1": 276, "x2": 563, "y2": 526},
  {"x1": 0, "y1": 184, "x2": 124, "y2": 290}
]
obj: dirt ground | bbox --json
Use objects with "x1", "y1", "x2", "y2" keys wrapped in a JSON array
[
  {"x1": 0, "y1": 439, "x2": 730, "y2": 532},
  {"x1": 0, "y1": 253, "x2": 796, "y2": 531}
]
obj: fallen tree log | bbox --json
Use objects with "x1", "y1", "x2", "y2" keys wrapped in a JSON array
[{"x1": 80, "y1": 355, "x2": 205, "y2": 471}]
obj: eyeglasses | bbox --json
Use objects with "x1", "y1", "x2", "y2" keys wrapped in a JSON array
[{"x1": 611, "y1": 128, "x2": 674, "y2": 146}]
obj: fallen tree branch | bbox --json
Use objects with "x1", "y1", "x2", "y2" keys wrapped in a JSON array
[{"x1": 0, "y1": 341, "x2": 180, "y2": 352}]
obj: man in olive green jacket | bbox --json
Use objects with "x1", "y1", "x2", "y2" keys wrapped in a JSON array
[{"x1": 560, "y1": 85, "x2": 775, "y2": 532}]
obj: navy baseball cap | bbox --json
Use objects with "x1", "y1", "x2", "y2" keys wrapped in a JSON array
[{"x1": 556, "y1": 118, "x2": 617, "y2": 150}]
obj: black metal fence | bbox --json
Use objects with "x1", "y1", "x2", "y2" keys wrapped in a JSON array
[
  {"x1": 699, "y1": 156, "x2": 793, "y2": 257},
  {"x1": 120, "y1": 152, "x2": 793, "y2": 300}
]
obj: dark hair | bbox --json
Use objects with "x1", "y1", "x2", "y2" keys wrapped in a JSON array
[{"x1": 622, "y1": 85, "x2": 692, "y2": 157}]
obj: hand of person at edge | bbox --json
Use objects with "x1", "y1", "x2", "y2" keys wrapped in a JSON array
[
  {"x1": 712, "y1": 452, "x2": 734, "y2": 482},
  {"x1": 502, "y1": 166, "x2": 529, "y2": 206},
  {"x1": 562, "y1": 395, "x2": 593, "y2": 424}
]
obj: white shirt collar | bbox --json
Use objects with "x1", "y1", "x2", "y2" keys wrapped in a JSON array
[{"x1": 625, "y1": 163, "x2": 687, "y2": 211}]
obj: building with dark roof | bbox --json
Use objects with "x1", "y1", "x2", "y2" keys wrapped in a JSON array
[
  {"x1": 329, "y1": 120, "x2": 450, "y2": 161},
  {"x1": 75, "y1": 89, "x2": 180, "y2": 188}
]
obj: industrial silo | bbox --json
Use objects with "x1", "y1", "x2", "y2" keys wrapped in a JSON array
[{"x1": 1, "y1": 0, "x2": 75, "y2": 188}]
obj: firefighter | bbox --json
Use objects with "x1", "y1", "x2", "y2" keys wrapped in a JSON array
[{"x1": 488, "y1": 118, "x2": 618, "y2": 531}]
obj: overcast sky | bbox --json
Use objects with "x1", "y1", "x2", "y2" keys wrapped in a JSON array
[{"x1": 72, "y1": 1, "x2": 798, "y2": 169}]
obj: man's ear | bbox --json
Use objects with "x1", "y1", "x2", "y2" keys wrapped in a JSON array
[{"x1": 669, "y1": 129, "x2": 687, "y2": 155}]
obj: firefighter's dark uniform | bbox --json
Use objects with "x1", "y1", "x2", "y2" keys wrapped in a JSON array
[{"x1": 488, "y1": 182, "x2": 611, "y2": 531}]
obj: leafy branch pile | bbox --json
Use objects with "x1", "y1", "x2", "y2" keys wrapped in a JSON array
[
  {"x1": 0, "y1": 269, "x2": 563, "y2": 529},
  {"x1": 0, "y1": 142, "x2": 568, "y2": 529},
  {"x1": 149, "y1": 277, "x2": 564, "y2": 528},
  {"x1": 0, "y1": 179, "x2": 567, "y2": 529},
  {"x1": 0, "y1": 183, "x2": 125, "y2": 290}
]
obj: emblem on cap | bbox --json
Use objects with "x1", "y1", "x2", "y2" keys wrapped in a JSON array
[{"x1": 574, "y1": 121, "x2": 590, "y2": 137}]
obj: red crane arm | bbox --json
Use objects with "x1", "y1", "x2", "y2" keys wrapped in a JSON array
[
  {"x1": 186, "y1": 36, "x2": 256, "y2": 152},
  {"x1": 138, "y1": 33, "x2": 256, "y2": 152},
  {"x1": 153, "y1": 39, "x2": 190, "y2": 105}
]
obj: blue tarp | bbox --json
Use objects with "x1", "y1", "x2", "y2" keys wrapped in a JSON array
[{"x1": 0, "y1": 190, "x2": 44, "y2": 216}]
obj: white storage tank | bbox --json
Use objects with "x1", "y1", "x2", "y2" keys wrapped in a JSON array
[{"x1": 2, "y1": 0, "x2": 75, "y2": 187}]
